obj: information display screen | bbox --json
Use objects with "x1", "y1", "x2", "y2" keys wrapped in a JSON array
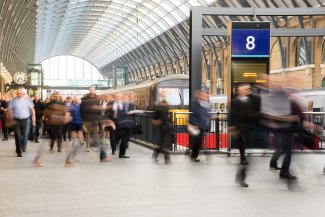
[{"x1": 232, "y1": 60, "x2": 268, "y2": 84}]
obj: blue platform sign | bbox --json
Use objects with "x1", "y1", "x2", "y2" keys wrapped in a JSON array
[{"x1": 231, "y1": 29, "x2": 270, "y2": 58}]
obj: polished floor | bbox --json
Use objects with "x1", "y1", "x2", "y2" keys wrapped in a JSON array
[{"x1": 0, "y1": 137, "x2": 324, "y2": 217}]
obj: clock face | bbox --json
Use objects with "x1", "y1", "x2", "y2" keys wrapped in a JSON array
[{"x1": 13, "y1": 72, "x2": 28, "y2": 85}]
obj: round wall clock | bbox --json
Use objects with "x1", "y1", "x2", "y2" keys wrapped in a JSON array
[{"x1": 13, "y1": 72, "x2": 28, "y2": 85}]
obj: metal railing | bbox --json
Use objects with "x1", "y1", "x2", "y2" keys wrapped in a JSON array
[
  {"x1": 303, "y1": 112, "x2": 325, "y2": 149},
  {"x1": 131, "y1": 111, "x2": 325, "y2": 152},
  {"x1": 131, "y1": 111, "x2": 229, "y2": 152}
]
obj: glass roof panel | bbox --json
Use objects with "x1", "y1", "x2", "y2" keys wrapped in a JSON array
[{"x1": 35, "y1": 0, "x2": 323, "y2": 74}]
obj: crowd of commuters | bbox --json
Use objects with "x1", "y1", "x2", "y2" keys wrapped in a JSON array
[
  {"x1": 1, "y1": 82, "x2": 324, "y2": 190},
  {"x1": 1, "y1": 86, "x2": 141, "y2": 167}
]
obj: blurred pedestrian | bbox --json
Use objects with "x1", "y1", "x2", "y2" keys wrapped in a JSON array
[
  {"x1": 65, "y1": 96, "x2": 84, "y2": 167},
  {"x1": 114, "y1": 92, "x2": 134, "y2": 158},
  {"x1": 33, "y1": 95, "x2": 44, "y2": 143},
  {"x1": 230, "y1": 83, "x2": 262, "y2": 187},
  {"x1": 8, "y1": 87, "x2": 35, "y2": 157},
  {"x1": 33, "y1": 93, "x2": 71, "y2": 167},
  {"x1": 62, "y1": 96, "x2": 72, "y2": 141},
  {"x1": 261, "y1": 79, "x2": 300, "y2": 180},
  {"x1": 80, "y1": 86, "x2": 111, "y2": 162},
  {"x1": 152, "y1": 92, "x2": 172, "y2": 164},
  {"x1": 187, "y1": 90, "x2": 211, "y2": 162},
  {"x1": 0, "y1": 93, "x2": 10, "y2": 141},
  {"x1": 44, "y1": 92, "x2": 66, "y2": 152}
]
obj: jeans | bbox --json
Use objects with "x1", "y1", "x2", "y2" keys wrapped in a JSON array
[
  {"x1": 14, "y1": 118, "x2": 30, "y2": 155},
  {"x1": 270, "y1": 129, "x2": 293, "y2": 172},
  {"x1": 34, "y1": 119, "x2": 42, "y2": 141}
]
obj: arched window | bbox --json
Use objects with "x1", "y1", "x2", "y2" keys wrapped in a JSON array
[
  {"x1": 322, "y1": 37, "x2": 325, "y2": 64},
  {"x1": 296, "y1": 37, "x2": 307, "y2": 66},
  {"x1": 41, "y1": 55, "x2": 105, "y2": 87},
  {"x1": 322, "y1": 77, "x2": 325, "y2": 87}
]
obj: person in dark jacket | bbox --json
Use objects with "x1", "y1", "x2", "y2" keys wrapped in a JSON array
[
  {"x1": 0, "y1": 93, "x2": 10, "y2": 140},
  {"x1": 80, "y1": 86, "x2": 111, "y2": 162},
  {"x1": 113, "y1": 92, "x2": 134, "y2": 158},
  {"x1": 230, "y1": 83, "x2": 262, "y2": 165},
  {"x1": 152, "y1": 92, "x2": 172, "y2": 164},
  {"x1": 33, "y1": 95, "x2": 44, "y2": 143},
  {"x1": 188, "y1": 90, "x2": 211, "y2": 162},
  {"x1": 45, "y1": 92, "x2": 66, "y2": 152},
  {"x1": 230, "y1": 83, "x2": 262, "y2": 187}
]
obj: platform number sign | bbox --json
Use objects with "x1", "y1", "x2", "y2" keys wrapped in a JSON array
[
  {"x1": 246, "y1": 36, "x2": 255, "y2": 50},
  {"x1": 231, "y1": 28, "x2": 270, "y2": 58}
]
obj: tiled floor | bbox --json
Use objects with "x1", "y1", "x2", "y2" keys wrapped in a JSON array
[{"x1": 0, "y1": 137, "x2": 324, "y2": 217}]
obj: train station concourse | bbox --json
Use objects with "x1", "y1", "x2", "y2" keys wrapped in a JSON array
[{"x1": 0, "y1": 0, "x2": 325, "y2": 217}]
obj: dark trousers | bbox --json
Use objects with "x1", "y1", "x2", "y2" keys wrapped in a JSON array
[
  {"x1": 237, "y1": 127, "x2": 249, "y2": 162},
  {"x1": 270, "y1": 129, "x2": 293, "y2": 172},
  {"x1": 108, "y1": 126, "x2": 116, "y2": 153},
  {"x1": 190, "y1": 129, "x2": 203, "y2": 159},
  {"x1": 1, "y1": 117, "x2": 8, "y2": 139},
  {"x1": 14, "y1": 118, "x2": 30, "y2": 155},
  {"x1": 49, "y1": 125, "x2": 63, "y2": 150},
  {"x1": 62, "y1": 124, "x2": 69, "y2": 141},
  {"x1": 153, "y1": 124, "x2": 171, "y2": 161},
  {"x1": 118, "y1": 128, "x2": 131, "y2": 157},
  {"x1": 34, "y1": 119, "x2": 42, "y2": 141}
]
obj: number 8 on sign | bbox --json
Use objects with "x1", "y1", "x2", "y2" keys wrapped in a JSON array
[{"x1": 246, "y1": 36, "x2": 255, "y2": 50}]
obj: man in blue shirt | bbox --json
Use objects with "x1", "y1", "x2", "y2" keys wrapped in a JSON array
[{"x1": 8, "y1": 87, "x2": 35, "y2": 157}]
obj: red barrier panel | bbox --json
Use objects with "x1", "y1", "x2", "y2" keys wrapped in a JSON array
[{"x1": 176, "y1": 133, "x2": 229, "y2": 149}]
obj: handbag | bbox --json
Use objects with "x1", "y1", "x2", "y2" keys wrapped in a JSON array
[
  {"x1": 43, "y1": 104, "x2": 72, "y2": 125},
  {"x1": 4, "y1": 110, "x2": 16, "y2": 128}
]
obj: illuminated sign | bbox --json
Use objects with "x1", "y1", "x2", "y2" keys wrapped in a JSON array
[{"x1": 232, "y1": 60, "x2": 267, "y2": 84}]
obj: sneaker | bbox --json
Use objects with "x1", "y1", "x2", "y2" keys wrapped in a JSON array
[
  {"x1": 32, "y1": 162, "x2": 46, "y2": 167},
  {"x1": 64, "y1": 162, "x2": 78, "y2": 167},
  {"x1": 86, "y1": 147, "x2": 90, "y2": 152}
]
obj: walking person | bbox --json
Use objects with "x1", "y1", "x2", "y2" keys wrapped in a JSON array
[
  {"x1": 230, "y1": 83, "x2": 262, "y2": 187},
  {"x1": 114, "y1": 92, "x2": 134, "y2": 158},
  {"x1": 45, "y1": 92, "x2": 66, "y2": 152},
  {"x1": 187, "y1": 90, "x2": 211, "y2": 162},
  {"x1": 33, "y1": 92, "x2": 71, "y2": 167},
  {"x1": 7, "y1": 87, "x2": 35, "y2": 157},
  {"x1": 0, "y1": 93, "x2": 10, "y2": 141},
  {"x1": 152, "y1": 92, "x2": 172, "y2": 164},
  {"x1": 261, "y1": 79, "x2": 300, "y2": 181},
  {"x1": 62, "y1": 96, "x2": 72, "y2": 141},
  {"x1": 80, "y1": 86, "x2": 111, "y2": 162},
  {"x1": 65, "y1": 96, "x2": 84, "y2": 167},
  {"x1": 33, "y1": 95, "x2": 44, "y2": 143}
]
